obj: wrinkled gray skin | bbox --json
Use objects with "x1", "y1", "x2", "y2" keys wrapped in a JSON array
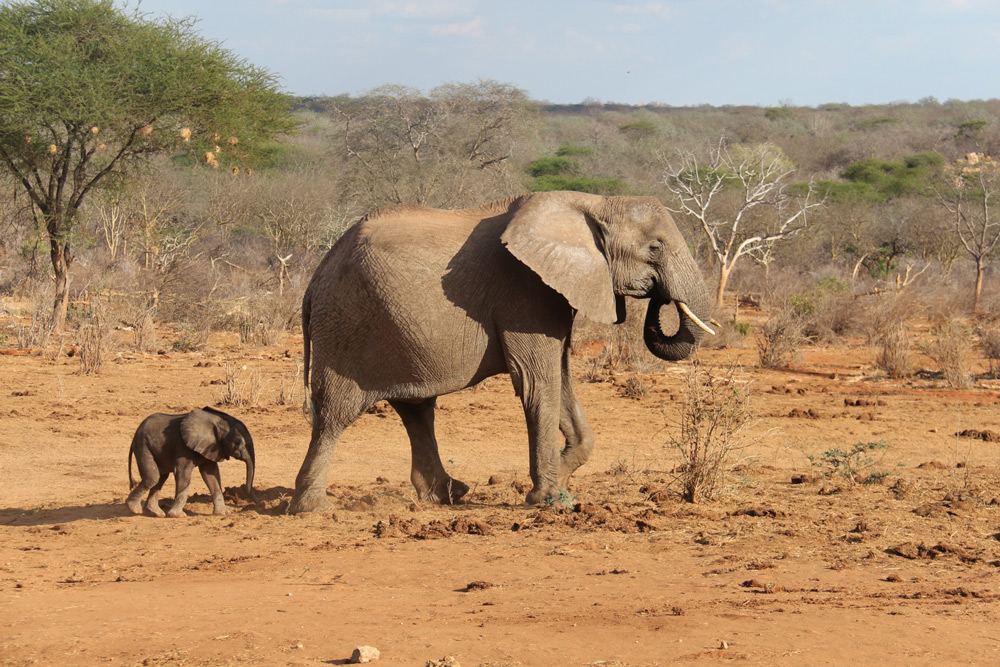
[
  {"x1": 126, "y1": 407, "x2": 257, "y2": 517},
  {"x1": 291, "y1": 191, "x2": 711, "y2": 513}
]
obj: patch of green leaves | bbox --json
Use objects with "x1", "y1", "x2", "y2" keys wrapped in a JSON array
[{"x1": 808, "y1": 441, "x2": 890, "y2": 485}]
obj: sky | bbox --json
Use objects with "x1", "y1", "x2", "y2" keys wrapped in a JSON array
[{"x1": 132, "y1": 0, "x2": 1000, "y2": 107}]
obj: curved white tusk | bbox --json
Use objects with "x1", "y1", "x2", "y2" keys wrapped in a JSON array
[{"x1": 677, "y1": 301, "x2": 716, "y2": 336}]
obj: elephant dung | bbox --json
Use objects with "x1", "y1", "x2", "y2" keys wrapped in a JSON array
[{"x1": 350, "y1": 645, "x2": 380, "y2": 663}]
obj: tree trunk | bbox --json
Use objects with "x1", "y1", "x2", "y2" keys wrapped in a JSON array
[
  {"x1": 974, "y1": 258, "x2": 985, "y2": 312},
  {"x1": 50, "y1": 240, "x2": 72, "y2": 334},
  {"x1": 715, "y1": 263, "x2": 733, "y2": 308}
]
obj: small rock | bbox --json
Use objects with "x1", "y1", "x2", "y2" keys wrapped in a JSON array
[
  {"x1": 426, "y1": 657, "x2": 460, "y2": 667},
  {"x1": 351, "y1": 646, "x2": 380, "y2": 663}
]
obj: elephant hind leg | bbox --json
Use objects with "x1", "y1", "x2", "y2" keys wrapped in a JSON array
[
  {"x1": 144, "y1": 473, "x2": 169, "y2": 517},
  {"x1": 291, "y1": 377, "x2": 373, "y2": 514},
  {"x1": 126, "y1": 479, "x2": 150, "y2": 514},
  {"x1": 391, "y1": 398, "x2": 469, "y2": 504}
]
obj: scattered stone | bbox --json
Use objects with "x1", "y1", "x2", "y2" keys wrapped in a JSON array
[
  {"x1": 731, "y1": 507, "x2": 786, "y2": 518},
  {"x1": 790, "y1": 473, "x2": 819, "y2": 484},
  {"x1": 912, "y1": 503, "x2": 948, "y2": 519},
  {"x1": 351, "y1": 645, "x2": 380, "y2": 663},
  {"x1": 425, "y1": 656, "x2": 460, "y2": 667},
  {"x1": 917, "y1": 460, "x2": 947, "y2": 470},
  {"x1": 463, "y1": 580, "x2": 495, "y2": 591}
]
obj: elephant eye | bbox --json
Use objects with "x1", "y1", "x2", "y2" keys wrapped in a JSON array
[{"x1": 648, "y1": 239, "x2": 664, "y2": 256}]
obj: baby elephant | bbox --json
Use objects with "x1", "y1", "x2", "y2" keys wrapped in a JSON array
[{"x1": 126, "y1": 406, "x2": 258, "y2": 517}]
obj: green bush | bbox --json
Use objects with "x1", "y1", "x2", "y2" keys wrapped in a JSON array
[
  {"x1": 618, "y1": 120, "x2": 657, "y2": 139},
  {"x1": 530, "y1": 175, "x2": 628, "y2": 196},
  {"x1": 528, "y1": 156, "x2": 577, "y2": 177},
  {"x1": 764, "y1": 107, "x2": 794, "y2": 121}
]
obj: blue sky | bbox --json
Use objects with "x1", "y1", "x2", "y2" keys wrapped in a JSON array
[{"x1": 134, "y1": 0, "x2": 1000, "y2": 107}]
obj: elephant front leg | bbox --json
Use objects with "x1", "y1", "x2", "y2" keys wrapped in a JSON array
[
  {"x1": 390, "y1": 398, "x2": 469, "y2": 504},
  {"x1": 198, "y1": 462, "x2": 228, "y2": 515},
  {"x1": 557, "y1": 343, "x2": 595, "y2": 489},
  {"x1": 507, "y1": 344, "x2": 564, "y2": 505},
  {"x1": 166, "y1": 455, "x2": 195, "y2": 518}
]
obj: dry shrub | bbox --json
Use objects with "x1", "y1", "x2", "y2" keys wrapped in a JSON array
[
  {"x1": 219, "y1": 362, "x2": 262, "y2": 407},
  {"x1": 618, "y1": 374, "x2": 648, "y2": 400},
  {"x1": 15, "y1": 311, "x2": 50, "y2": 349},
  {"x1": 699, "y1": 319, "x2": 750, "y2": 350},
  {"x1": 236, "y1": 291, "x2": 300, "y2": 348},
  {"x1": 669, "y1": 361, "x2": 757, "y2": 503},
  {"x1": 275, "y1": 361, "x2": 302, "y2": 406},
  {"x1": 14, "y1": 283, "x2": 52, "y2": 349},
  {"x1": 920, "y1": 317, "x2": 972, "y2": 388},
  {"x1": 77, "y1": 297, "x2": 117, "y2": 375},
  {"x1": 975, "y1": 323, "x2": 1000, "y2": 377},
  {"x1": 756, "y1": 304, "x2": 803, "y2": 369},
  {"x1": 875, "y1": 316, "x2": 912, "y2": 379},
  {"x1": 117, "y1": 295, "x2": 158, "y2": 353}
]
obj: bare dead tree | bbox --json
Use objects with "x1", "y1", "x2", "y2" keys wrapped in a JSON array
[
  {"x1": 936, "y1": 153, "x2": 1000, "y2": 312},
  {"x1": 330, "y1": 80, "x2": 531, "y2": 209},
  {"x1": 663, "y1": 140, "x2": 824, "y2": 305}
]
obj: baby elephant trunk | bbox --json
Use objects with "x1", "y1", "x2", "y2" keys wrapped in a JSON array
[{"x1": 240, "y1": 438, "x2": 259, "y2": 503}]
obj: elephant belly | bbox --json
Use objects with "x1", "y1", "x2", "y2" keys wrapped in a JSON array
[{"x1": 313, "y1": 258, "x2": 506, "y2": 400}]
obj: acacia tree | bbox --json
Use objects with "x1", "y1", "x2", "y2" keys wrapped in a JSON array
[
  {"x1": 936, "y1": 153, "x2": 1000, "y2": 311},
  {"x1": 662, "y1": 140, "x2": 824, "y2": 305},
  {"x1": 330, "y1": 80, "x2": 532, "y2": 209},
  {"x1": 0, "y1": 0, "x2": 294, "y2": 332}
]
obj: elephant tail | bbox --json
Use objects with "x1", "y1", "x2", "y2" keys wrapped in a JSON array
[
  {"x1": 128, "y1": 447, "x2": 135, "y2": 489},
  {"x1": 301, "y1": 286, "x2": 315, "y2": 425}
]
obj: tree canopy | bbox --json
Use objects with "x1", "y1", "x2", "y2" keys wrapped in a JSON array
[{"x1": 0, "y1": 0, "x2": 295, "y2": 331}]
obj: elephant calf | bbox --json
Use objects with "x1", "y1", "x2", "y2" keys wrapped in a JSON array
[{"x1": 126, "y1": 406, "x2": 257, "y2": 517}]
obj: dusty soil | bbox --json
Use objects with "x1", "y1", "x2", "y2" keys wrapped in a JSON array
[{"x1": 2, "y1": 326, "x2": 1000, "y2": 666}]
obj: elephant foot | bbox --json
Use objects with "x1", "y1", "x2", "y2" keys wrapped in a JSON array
[
  {"x1": 145, "y1": 501, "x2": 166, "y2": 517},
  {"x1": 525, "y1": 485, "x2": 567, "y2": 506},
  {"x1": 212, "y1": 505, "x2": 229, "y2": 516},
  {"x1": 166, "y1": 507, "x2": 187, "y2": 518},
  {"x1": 126, "y1": 498, "x2": 144, "y2": 515},
  {"x1": 415, "y1": 476, "x2": 470, "y2": 505},
  {"x1": 289, "y1": 488, "x2": 333, "y2": 514}
]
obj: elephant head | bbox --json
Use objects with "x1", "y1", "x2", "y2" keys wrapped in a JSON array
[
  {"x1": 180, "y1": 407, "x2": 258, "y2": 502},
  {"x1": 501, "y1": 191, "x2": 713, "y2": 360}
]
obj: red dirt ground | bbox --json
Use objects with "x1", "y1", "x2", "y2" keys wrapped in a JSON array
[{"x1": 2, "y1": 327, "x2": 1000, "y2": 666}]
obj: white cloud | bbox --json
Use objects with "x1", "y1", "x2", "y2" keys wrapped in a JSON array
[
  {"x1": 375, "y1": 0, "x2": 472, "y2": 20},
  {"x1": 429, "y1": 17, "x2": 484, "y2": 37},
  {"x1": 611, "y1": 2, "x2": 672, "y2": 20},
  {"x1": 304, "y1": 8, "x2": 371, "y2": 22}
]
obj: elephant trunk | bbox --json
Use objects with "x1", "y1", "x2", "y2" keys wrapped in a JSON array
[
  {"x1": 241, "y1": 439, "x2": 258, "y2": 503},
  {"x1": 643, "y1": 277, "x2": 713, "y2": 361}
]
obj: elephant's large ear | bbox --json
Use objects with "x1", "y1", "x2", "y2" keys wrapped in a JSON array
[
  {"x1": 501, "y1": 193, "x2": 617, "y2": 324},
  {"x1": 180, "y1": 408, "x2": 227, "y2": 462}
]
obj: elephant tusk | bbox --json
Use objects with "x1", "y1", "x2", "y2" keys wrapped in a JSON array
[
  {"x1": 677, "y1": 301, "x2": 716, "y2": 336},
  {"x1": 709, "y1": 318, "x2": 721, "y2": 327}
]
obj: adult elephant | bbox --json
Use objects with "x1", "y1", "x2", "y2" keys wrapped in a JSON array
[{"x1": 290, "y1": 191, "x2": 713, "y2": 513}]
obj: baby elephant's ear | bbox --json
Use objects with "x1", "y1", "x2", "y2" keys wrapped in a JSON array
[{"x1": 181, "y1": 408, "x2": 227, "y2": 462}]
